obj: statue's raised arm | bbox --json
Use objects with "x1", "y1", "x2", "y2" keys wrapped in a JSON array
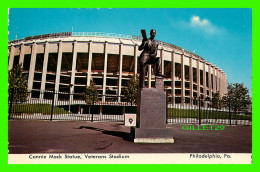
[{"x1": 138, "y1": 29, "x2": 148, "y2": 51}]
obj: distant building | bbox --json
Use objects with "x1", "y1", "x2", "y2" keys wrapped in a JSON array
[{"x1": 8, "y1": 32, "x2": 227, "y2": 106}]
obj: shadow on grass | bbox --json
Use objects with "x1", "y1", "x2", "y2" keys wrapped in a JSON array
[{"x1": 76, "y1": 126, "x2": 133, "y2": 141}]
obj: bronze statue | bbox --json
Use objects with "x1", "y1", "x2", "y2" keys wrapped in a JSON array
[{"x1": 138, "y1": 29, "x2": 161, "y2": 88}]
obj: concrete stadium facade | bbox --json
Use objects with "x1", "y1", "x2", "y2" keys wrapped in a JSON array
[{"x1": 8, "y1": 32, "x2": 227, "y2": 106}]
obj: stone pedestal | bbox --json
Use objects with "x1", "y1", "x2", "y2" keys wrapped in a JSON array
[{"x1": 132, "y1": 76, "x2": 174, "y2": 143}]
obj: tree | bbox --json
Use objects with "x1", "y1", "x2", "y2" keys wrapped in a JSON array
[
  {"x1": 84, "y1": 80, "x2": 98, "y2": 115},
  {"x1": 123, "y1": 75, "x2": 139, "y2": 104},
  {"x1": 8, "y1": 64, "x2": 29, "y2": 103},
  {"x1": 84, "y1": 80, "x2": 98, "y2": 104},
  {"x1": 211, "y1": 91, "x2": 223, "y2": 109},
  {"x1": 222, "y1": 83, "x2": 251, "y2": 113}
]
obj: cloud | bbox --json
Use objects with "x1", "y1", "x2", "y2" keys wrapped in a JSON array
[
  {"x1": 166, "y1": 15, "x2": 227, "y2": 38},
  {"x1": 190, "y1": 16, "x2": 218, "y2": 34}
]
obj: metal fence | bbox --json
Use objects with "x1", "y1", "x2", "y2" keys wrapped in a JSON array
[
  {"x1": 166, "y1": 97, "x2": 252, "y2": 126},
  {"x1": 8, "y1": 90, "x2": 137, "y2": 122},
  {"x1": 8, "y1": 90, "x2": 252, "y2": 125}
]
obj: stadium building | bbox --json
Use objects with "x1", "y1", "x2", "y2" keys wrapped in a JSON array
[{"x1": 8, "y1": 32, "x2": 227, "y2": 106}]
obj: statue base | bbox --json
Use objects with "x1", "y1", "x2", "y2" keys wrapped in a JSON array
[
  {"x1": 134, "y1": 138, "x2": 174, "y2": 143},
  {"x1": 132, "y1": 76, "x2": 174, "y2": 143},
  {"x1": 131, "y1": 127, "x2": 174, "y2": 143}
]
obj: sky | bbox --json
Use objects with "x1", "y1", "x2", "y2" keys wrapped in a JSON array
[{"x1": 8, "y1": 8, "x2": 252, "y2": 96}]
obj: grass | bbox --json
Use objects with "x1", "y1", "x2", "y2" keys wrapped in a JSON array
[
  {"x1": 167, "y1": 108, "x2": 252, "y2": 121},
  {"x1": 11, "y1": 103, "x2": 69, "y2": 115}
]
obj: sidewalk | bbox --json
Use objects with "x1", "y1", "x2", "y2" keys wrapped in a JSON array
[{"x1": 8, "y1": 120, "x2": 252, "y2": 154}]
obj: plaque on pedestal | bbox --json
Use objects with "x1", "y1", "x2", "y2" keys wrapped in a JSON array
[{"x1": 132, "y1": 76, "x2": 174, "y2": 143}]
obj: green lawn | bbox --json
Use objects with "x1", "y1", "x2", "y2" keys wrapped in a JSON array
[
  {"x1": 10, "y1": 103, "x2": 69, "y2": 115},
  {"x1": 167, "y1": 108, "x2": 252, "y2": 120}
]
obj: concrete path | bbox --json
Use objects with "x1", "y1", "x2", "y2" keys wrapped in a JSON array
[{"x1": 8, "y1": 120, "x2": 252, "y2": 154}]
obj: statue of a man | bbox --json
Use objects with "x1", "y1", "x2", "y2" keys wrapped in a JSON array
[{"x1": 138, "y1": 29, "x2": 161, "y2": 88}]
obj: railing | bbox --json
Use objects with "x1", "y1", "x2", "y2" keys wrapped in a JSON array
[
  {"x1": 8, "y1": 90, "x2": 137, "y2": 122},
  {"x1": 166, "y1": 97, "x2": 252, "y2": 126},
  {"x1": 9, "y1": 32, "x2": 72, "y2": 44},
  {"x1": 72, "y1": 32, "x2": 133, "y2": 39},
  {"x1": 8, "y1": 89, "x2": 252, "y2": 126}
]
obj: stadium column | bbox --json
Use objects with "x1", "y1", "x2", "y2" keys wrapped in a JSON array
[
  {"x1": 219, "y1": 72, "x2": 222, "y2": 96},
  {"x1": 118, "y1": 43, "x2": 123, "y2": 102},
  {"x1": 19, "y1": 42, "x2": 25, "y2": 66},
  {"x1": 87, "y1": 41, "x2": 93, "y2": 86},
  {"x1": 220, "y1": 71, "x2": 223, "y2": 96},
  {"x1": 8, "y1": 44, "x2": 14, "y2": 70},
  {"x1": 102, "y1": 42, "x2": 108, "y2": 102},
  {"x1": 196, "y1": 58, "x2": 201, "y2": 103},
  {"x1": 217, "y1": 70, "x2": 220, "y2": 93},
  {"x1": 220, "y1": 72, "x2": 222, "y2": 94},
  {"x1": 203, "y1": 62, "x2": 206, "y2": 108},
  {"x1": 225, "y1": 75, "x2": 227, "y2": 94},
  {"x1": 215, "y1": 69, "x2": 217, "y2": 92},
  {"x1": 171, "y1": 51, "x2": 175, "y2": 104},
  {"x1": 214, "y1": 67, "x2": 218, "y2": 94},
  {"x1": 212, "y1": 66, "x2": 216, "y2": 96},
  {"x1": 189, "y1": 56, "x2": 193, "y2": 106},
  {"x1": 27, "y1": 42, "x2": 37, "y2": 97},
  {"x1": 148, "y1": 65, "x2": 152, "y2": 88},
  {"x1": 181, "y1": 53, "x2": 185, "y2": 105},
  {"x1": 208, "y1": 64, "x2": 212, "y2": 100},
  {"x1": 54, "y1": 40, "x2": 63, "y2": 102},
  {"x1": 223, "y1": 75, "x2": 225, "y2": 95},
  {"x1": 222, "y1": 73, "x2": 225, "y2": 95},
  {"x1": 223, "y1": 73, "x2": 225, "y2": 95},
  {"x1": 222, "y1": 74, "x2": 224, "y2": 95},
  {"x1": 226, "y1": 75, "x2": 228, "y2": 94},
  {"x1": 222, "y1": 74, "x2": 224, "y2": 92},
  {"x1": 218, "y1": 69, "x2": 221, "y2": 95},
  {"x1": 221, "y1": 72, "x2": 224, "y2": 96},
  {"x1": 221, "y1": 72, "x2": 223, "y2": 95},
  {"x1": 134, "y1": 44, "x2": 138, "y2": 76},
  {"x1": 70, "y1": 40, "x2": 78, "y2": 103},
  {"x1": 161, "y1": 48, "x2": 164, "y2": 76},
  {"x1": 40, "y1": 41, "x2": 50, "y2": 100}
]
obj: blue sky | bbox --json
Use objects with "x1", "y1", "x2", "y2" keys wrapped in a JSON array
[{"x1": 8, "y1": 8, "x2": 252, "y2": 96}]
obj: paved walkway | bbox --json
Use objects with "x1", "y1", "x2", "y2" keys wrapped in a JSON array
[{"x1": 8, "y1": 120, "x2": 252, "y2": 154}]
